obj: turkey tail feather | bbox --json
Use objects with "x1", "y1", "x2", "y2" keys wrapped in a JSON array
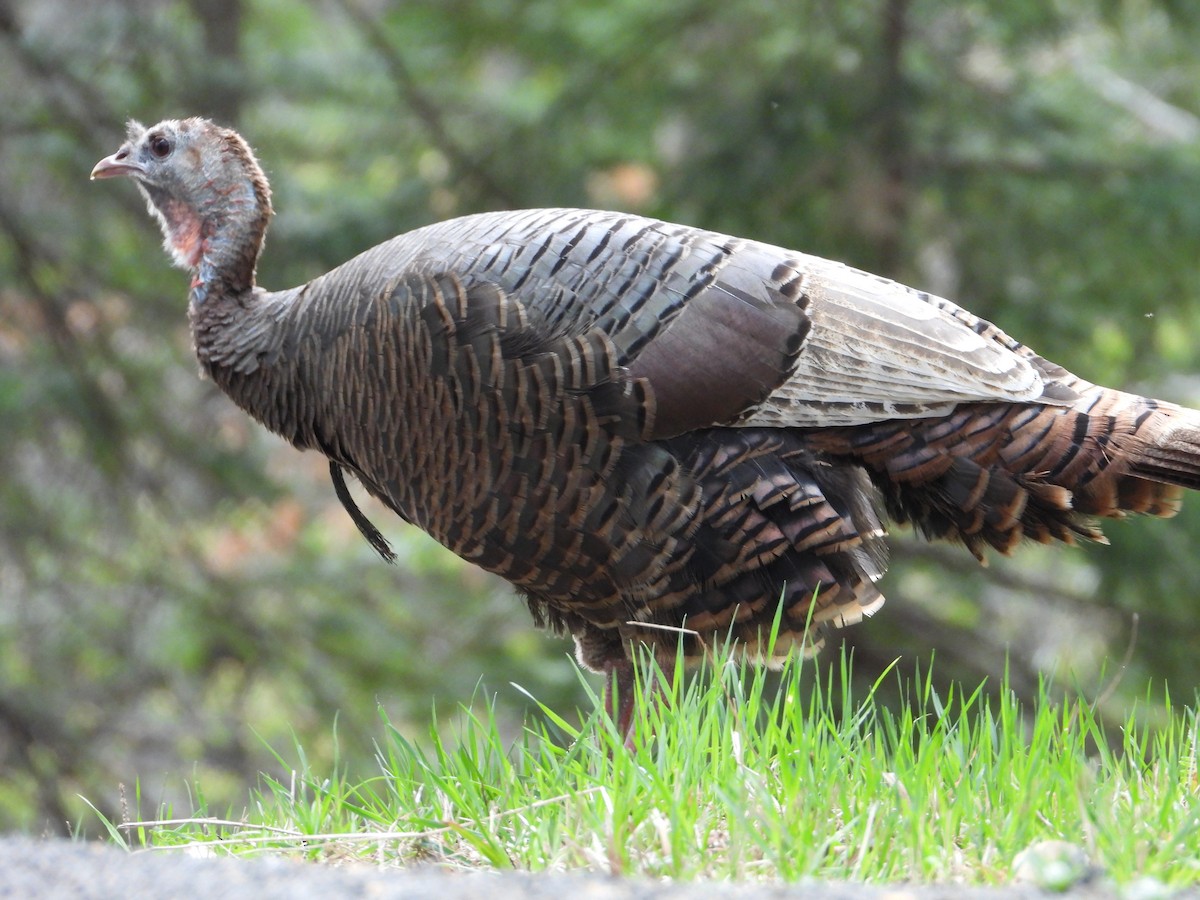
[
  {"x1": 1130, "y1": 412, "x2": 1200, "y2": 493},
  {"x1": 805, "y1": 388, "x2": 1200, "y2": 558}
]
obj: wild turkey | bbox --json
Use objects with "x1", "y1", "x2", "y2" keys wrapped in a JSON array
[{"x1": 93, "y1": 118, "x2": 1200, "y2": 733}]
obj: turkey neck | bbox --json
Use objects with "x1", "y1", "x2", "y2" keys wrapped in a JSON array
[
  {"x1": 182, "y1": 158, "x2": 309, "y2": 443},
  {"x1": 186, "y1": 153, "x2": 272, "y2": 366}
]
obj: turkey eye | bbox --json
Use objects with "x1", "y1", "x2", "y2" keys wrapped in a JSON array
[{"x1": 149, "y1": 134, "x2": 172, "y2": 158}]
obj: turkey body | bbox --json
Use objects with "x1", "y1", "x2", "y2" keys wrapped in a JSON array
[{"x1": 94, "y1": 119, "x2": 1200, "y2": 687}]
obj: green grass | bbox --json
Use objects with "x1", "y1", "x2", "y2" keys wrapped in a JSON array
[{"x1": 90, "y1": 643, "x2": 1200, "y2": 889}]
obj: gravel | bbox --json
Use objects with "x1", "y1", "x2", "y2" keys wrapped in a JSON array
[{"x1": 0, "y1": 837, "x2": 1185, "y2": 899}]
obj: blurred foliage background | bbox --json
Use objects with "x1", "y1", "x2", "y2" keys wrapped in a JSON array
[{"x1": 2, "y1": 0, "x2": 1199, "y2": 835}]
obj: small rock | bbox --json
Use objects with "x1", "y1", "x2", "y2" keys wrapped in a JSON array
[
  {"x1": 1011, "y1": 840, "x2": 1094, "y2": 892},
  {"x1": 1120, "y1": 875, "x2": 1176, "y2": 900}
]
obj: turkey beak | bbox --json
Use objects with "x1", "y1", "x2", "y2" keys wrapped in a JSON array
[{"x1": 91, "y1": 149, "x2": 144, "y2": 180}]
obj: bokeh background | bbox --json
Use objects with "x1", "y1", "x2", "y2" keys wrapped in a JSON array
[{"x1": 2, "y1": 0, "x2": 1200, "y2": 835}]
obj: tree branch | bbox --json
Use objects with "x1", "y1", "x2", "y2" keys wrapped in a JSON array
[{"x1": 335, "y1": 0, "x2": 518, "y2": 209}]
